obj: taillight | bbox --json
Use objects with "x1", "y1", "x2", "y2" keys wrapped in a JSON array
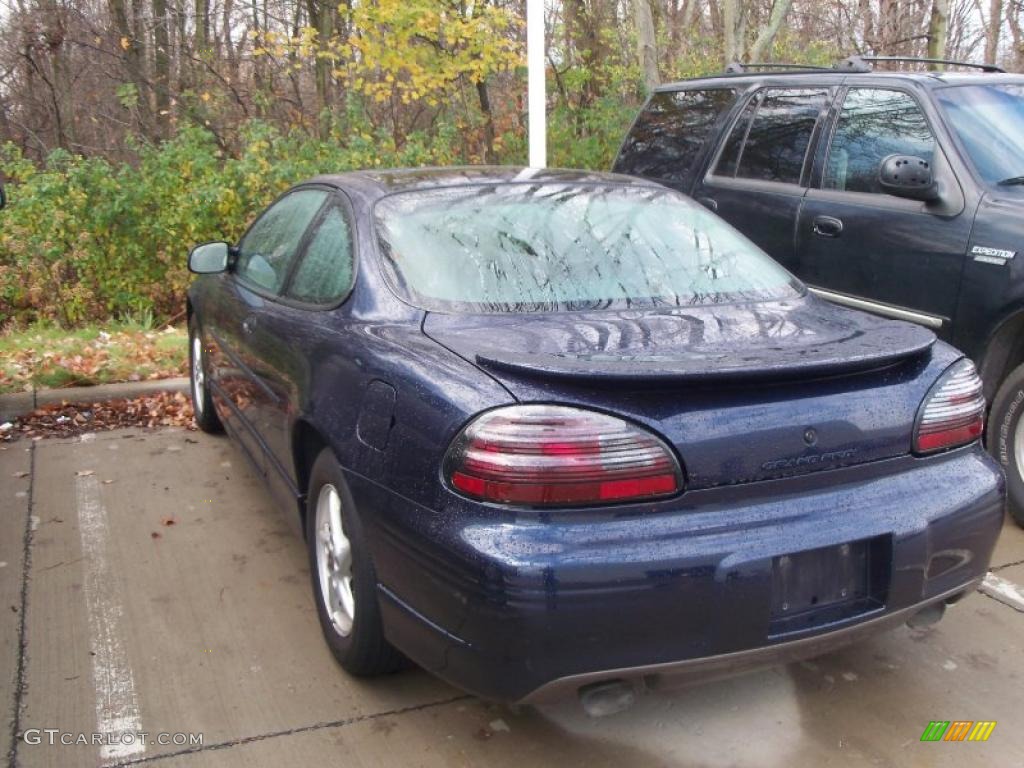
[
  {"x1": 914, "y1": 359, "x2": 985, "y2": 454},
  {"x1": 444, "y1": 405, "x2": 684, "y2": 506}
]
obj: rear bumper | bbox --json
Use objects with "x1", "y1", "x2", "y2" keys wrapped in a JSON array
[
  {"x1": 518, "y1": 578, "x2": 979, "y2": 703},
  {"x1": 357, "y1": 445, "x2": 1005, "y2": 702}
]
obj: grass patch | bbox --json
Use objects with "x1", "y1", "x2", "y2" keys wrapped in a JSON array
[{"x1": 0, "y1": 322, "x2": 188, "y2": 394}]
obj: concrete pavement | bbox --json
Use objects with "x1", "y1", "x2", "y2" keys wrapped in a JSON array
[{"x1": 4, "y1": 428, "x2": 1024, "y2": 767}]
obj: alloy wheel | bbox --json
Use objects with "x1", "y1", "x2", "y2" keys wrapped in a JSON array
[
  {"x1": 315, "y1": 484, "x2": 355, "y2": 636},
  {"x1": 191, "y1": 334, "x2": 205, "y2": 418}
]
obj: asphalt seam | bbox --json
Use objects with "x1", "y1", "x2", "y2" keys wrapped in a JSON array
[
  {"x1": 6, "y1": 442, "x2": 36, "y2": 768},
  {"x1": 991, "y1": 557, "x2": 1024, "y2": 572},
  {"x1": 105, "y1": 693, "x2": 473, "y2": 767}
]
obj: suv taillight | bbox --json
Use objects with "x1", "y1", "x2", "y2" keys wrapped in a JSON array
[
  {"x1": 914, "y1": 359, "x2": 985, "y2": 454},
  {"x1": 444, "y1": 405, "x2": 684, "y2": 506}
]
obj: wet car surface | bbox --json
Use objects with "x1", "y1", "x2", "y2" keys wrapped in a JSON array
[{"x1": 185, "y1": 167, "x2": 1004, "y2": 703}]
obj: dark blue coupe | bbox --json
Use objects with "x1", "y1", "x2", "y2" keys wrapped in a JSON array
[{"x1": 186, "y1": 167, "x2": 1004, "y2": 706}]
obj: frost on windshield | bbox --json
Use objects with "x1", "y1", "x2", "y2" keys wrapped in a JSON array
[{"x1": 375, "y1": 183, "x2": 799, "y2": 313}]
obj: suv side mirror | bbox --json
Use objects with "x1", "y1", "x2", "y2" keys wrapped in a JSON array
[
  {"x1": 878, "y1": 155, "x2": 939, "y2": 202},
  {"x1": 188, "y1": 241, "x2": 231, "y2": 274}
]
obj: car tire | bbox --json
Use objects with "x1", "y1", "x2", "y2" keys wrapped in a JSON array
[
  {"x1": 188, "y1": 317, "x2": 223, "y2": 434},
  {"x1": 987, "y1": 361, "x2": 1024, "y2": 527},
  {"x1": 305, "y1": 448, "x2": 404, "y2": 676}
]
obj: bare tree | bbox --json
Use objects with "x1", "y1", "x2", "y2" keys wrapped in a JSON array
[{"x1": 749, "y1": 0, "x2": 795, "y2": 61}]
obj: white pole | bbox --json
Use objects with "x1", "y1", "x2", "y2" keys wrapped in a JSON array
[{"x1": 527, "y1": 0, "x2": 547, "y2": 168}]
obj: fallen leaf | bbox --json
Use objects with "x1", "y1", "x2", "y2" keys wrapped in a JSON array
[
  {"x1": 75, "y1": 470, "x2": 95, "y2": 477},
  {"x1": 160, "y1": 517, "x2": 176, "y2": 527},
  {"x1": 4, "y1": 392, "x2": 196, "y2": 442},
  {"x1": 12, "y1": 471, "x2": 28, "y2": 478}
]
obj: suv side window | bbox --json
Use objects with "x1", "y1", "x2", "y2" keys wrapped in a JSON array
[
  {"x1": 286, "y1": 204, "x2": 355, "y2": 305},
  {"x1": 714, "y1": 88, "x2": 829, "y2": 185},
  {"x1": 235, "y1": 189, "x2": 328, "y2": 293},
  {"x1": 824, "y1": 89, "x2": 935, "y2": 194},
  {"x1": 614, "y1": 89, "x2": 737, "y2": 184}
]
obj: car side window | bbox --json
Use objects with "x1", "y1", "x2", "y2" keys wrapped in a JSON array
[
  {"x1": 235, "y1": 189, "x2": 328, "y2": 293},
  {"x1": 824, "y1": 89, "x2": 936, "y2": 194},
  {"x1": 287, "y1": 204, "x2": 355, "y2": 305},
  {"x1": 614, "y1": 89, "x2": 737, "y2": 184},
  {"x1": 714, "y1": 88, "x2": 829, "y2": 185}
]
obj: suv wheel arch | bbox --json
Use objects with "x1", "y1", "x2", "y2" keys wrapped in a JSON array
[{"x1": 979, "y1": 308, "x2": 1024, "y2": 403}]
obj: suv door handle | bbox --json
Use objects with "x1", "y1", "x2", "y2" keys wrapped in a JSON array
[
  {"x1": 812, "y1": 216, "x2": 843, "y2": 238},
  {"x1": 696, "y1": 196, "x2": 718, "y2": 212}
]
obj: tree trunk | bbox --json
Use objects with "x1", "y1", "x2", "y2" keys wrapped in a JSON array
[
  {"x1": 1008, "y1": 0, "x2": 1024, "y2": 71},
  {"x1": 859, "y1": 0, "x2": 875, "y2": 51},
  {"x1": 222, "y1": 0, "x2": 238, "y2": 82},
  {"x1": 736, "y1": 4, "x2": 747, "y2": 61},
  {"x1": 878, "y1": 0, "x2": 898, "y2": 53},
  {"x1": 476, "y1": 79, "x2": 497, "y2": 163},
  {"x1": 722, "y1": 0, "x2": 739, "y2": 64},
  {"x1": 926, "y1": 0, "x2": 950, "y2": 63},
  {"x1": 174, "y1": 0, "x2": 188, "y2": 89},
  {"x1": 708, "y1": 0, "x2": 723, "y2": 37},
  {"x1": 306, "y1": 0, "x2": 337, "y2": 135},
  {"x1": 45, "y1": 11, "x2": 75, "y2": 149},
  {"x1": 633, "y1": 0, "x2": 660, "y2": 91},
  {"x1": 195, "y1": 0, "x2": 210, "y2": 52},
  {"x1": 986, "y1": 0, "x2": 1003, "y2": 64},
  {"x1": 749, "y1": 0, "x2": 795, "y2": 61},
  {"x1": 564, "y1": 0, "x2": 609, "y2": 105},
  {"x1": 153, "y1": 0, "x2": 171, "y2": 134},
  {"x1": 110, "y1": 0, "x2": 153, "y2": 138}
]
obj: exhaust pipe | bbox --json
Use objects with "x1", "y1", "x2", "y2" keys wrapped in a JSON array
[
  {"x1": 906, "y1": 601, "x2": 946, "y2": 628},
  {"x1": 578, "y1": 679, "x2": 636, "y2": 717}
]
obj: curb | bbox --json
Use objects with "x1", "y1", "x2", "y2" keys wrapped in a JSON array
[{"x1": 0, "y1": 377, "x2": 190, "y2": 423}]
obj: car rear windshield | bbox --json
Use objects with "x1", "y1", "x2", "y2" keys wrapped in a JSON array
[
  {"x1": 373, "y1": 183, "x2": 801, "y2": 313},
  {"x1": 936, "y1": 83, "x2": 1024, "y2": 185}
]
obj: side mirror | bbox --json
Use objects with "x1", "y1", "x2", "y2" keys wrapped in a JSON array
[
  {"x1": 188, "y1": 241, "x2": 230, "y2": 274},
  {"x1": 878, "y1": 155, "x2": 939, "y2": 202}
]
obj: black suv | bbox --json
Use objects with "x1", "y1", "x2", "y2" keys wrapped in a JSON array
[{"x1": 614, "y1": 55, "x2": 1024, "y2": 524}]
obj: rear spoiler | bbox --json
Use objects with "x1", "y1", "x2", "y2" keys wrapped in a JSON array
[{"x1": 475, "y1": 326, "x2": 935, "y2": 383}]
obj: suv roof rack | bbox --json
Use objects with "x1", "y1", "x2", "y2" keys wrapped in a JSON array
[
  {"x1": 724, "y1": 62, "x2": 832, "y2": 74},
  {"x1": 837, "y1": 54, "x2": 1005, "y2": 74}
]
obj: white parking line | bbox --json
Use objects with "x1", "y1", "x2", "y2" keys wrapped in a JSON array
[
  {"x1": 980, "y1": 571, "x2": 1024, "y2": 613},
  {"x1": 76, "y1": 473, "x2": 145, "y2": 762}
]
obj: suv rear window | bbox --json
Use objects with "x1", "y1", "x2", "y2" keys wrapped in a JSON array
[
  {"x1": 714, "y1": 88, "x2": 829, "y2": 185},
  {"x1": 614, "y1": 89, "x2": 737, "y2": 185}
]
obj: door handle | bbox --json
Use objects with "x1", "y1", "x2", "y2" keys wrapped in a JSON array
[
  {"x1": 812, "y1": 216, "x2": 843, "y2": 238},
  {"x1": 696, "y1": 196, "x2": 718, "y2": 212}
]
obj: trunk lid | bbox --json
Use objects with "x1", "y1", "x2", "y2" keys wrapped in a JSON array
[{"x1": 424, "y1": 296, "x2": 944, "y2": 489}]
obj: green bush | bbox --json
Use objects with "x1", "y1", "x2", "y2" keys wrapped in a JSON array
[{"x1": 0, "y1": 102, "x2": 641, "y2": 327}]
